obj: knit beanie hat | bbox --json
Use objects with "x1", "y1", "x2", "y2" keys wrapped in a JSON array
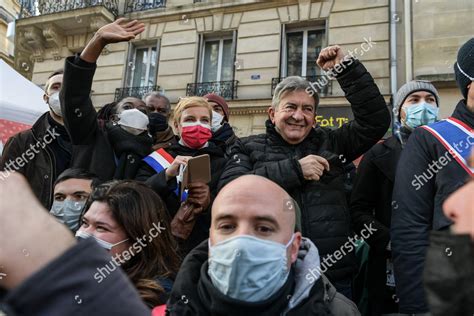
[
  {"x1": 454, "y1": 37, "x2": 474, "y2": 99},
  {"x1": 204, "y1": 93, "x2": 230, "y2": 122},
  {"x1": 393, "y1": 80, "x2": 440, "y2": 120}
]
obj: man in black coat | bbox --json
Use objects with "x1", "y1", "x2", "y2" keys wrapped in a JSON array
[
  {"x1": 0, "y1": 70, "x2": 71, "y2": 209},
  {"x1": 218, "y1": 45, "x2": 391, "y2": 297},
  {"x1": 391, "y1": 37, "x2": 474, "y2": 314},
  {"x1": 350, "y1": 80, "x2": 440, "y2": 315}
]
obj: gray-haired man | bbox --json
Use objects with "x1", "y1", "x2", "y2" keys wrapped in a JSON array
[{"x1": 218, "y1": 45, "x2": 391, "y2": 298}]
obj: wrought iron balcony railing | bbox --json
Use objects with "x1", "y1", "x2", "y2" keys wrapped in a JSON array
[
  {"x1": 19, "y1": 0, "x2": 119, "y2": 18},
  {"x1": 271, "y1": 75, "x2": 333, "y2": 97},
  {"x1": 124, "y1": 0, "x2": 166, "y2": 13},
  {"x1": 186, "y1": 81, "x2": 238, "y2": 100},
  {"x1": 114, "y1": 85, "x2": 161, "y2": 102}
]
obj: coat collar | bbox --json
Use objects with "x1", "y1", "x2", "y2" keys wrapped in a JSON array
[
  {"x1": 371, "y1": 136, "x2": 403, "y2": 182},
  {"x1": 451, "y1": 99, "x2": 474, "y2": 129}
]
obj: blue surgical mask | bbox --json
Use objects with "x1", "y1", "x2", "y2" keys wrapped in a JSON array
[
  {"x1": 403, "y1": 102, "x2": 439, "y2": 129},
  {"x1": 208, "y1": 234, "x2": 295, "y2": 302},
  {"x1": 75, "y1": 230, "x2": 129, "y2": 251},
  {"x1": 50, "y1": 199, "x2": 86, "y2": 232}
]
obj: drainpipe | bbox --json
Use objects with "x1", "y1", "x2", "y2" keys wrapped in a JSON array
[
  {"x1": 390, "y1": 0, "x2": 398, "y2": 96},
  {"x1": 404, "y1": 0, "x2": 413, "y2": 82}
]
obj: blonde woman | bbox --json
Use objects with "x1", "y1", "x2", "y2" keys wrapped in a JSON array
[{"x1": 136, "y1": 97, "x2": 227, "y2": 257}]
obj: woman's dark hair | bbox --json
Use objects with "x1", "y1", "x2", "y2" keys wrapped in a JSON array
[
  {"x1": 97, "y1": 102, "x2": 117, "y2": 122},
  {"x1": 54, "y1": 168, "x2": 100, "y2": 189},
  {"x1": 82, "y1": 180, "x2": 180, "y2": 307}
]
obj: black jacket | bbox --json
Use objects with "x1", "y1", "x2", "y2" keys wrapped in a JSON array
[
  {"x1": 137, "y1": 142, "x2": 226, "y2": 255},
  {"x1": 0, "y1": 239, "x2": 150, "y2": 315},
  {"x1": 218, "y1": 59, "x2": 391, "y2": 282},
  {"x1": 391, "y1": 100, "x2": 474, "y2": 313},
  {"x1": 349, "y1": 136, "x2": 402, "y2": 314},
  {"x1": 166, "y1": 238, "x2": 359, "y2": 316},
  {"x1": 0, "y1": 113, "x2": 71, "y2": 209},
  {"x1": 424, "y1": 231, "x2": 474, "y2": 316},
  {"x1": 60, "y1": 56, "x2": 152, "y2": 182},
  {"x1": 211, "y1": 122, "x2": 238, "y2": 150}
]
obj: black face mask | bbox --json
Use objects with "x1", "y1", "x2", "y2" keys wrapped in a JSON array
[{"x1": 148, "y1": 112, "x2": 169, "y2": 134}]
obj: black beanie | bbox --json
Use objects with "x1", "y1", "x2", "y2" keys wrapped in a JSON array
[{"x1": 454, "y1": 37, "x2": 474, "y2": 99}]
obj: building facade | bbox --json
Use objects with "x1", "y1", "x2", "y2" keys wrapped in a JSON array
[
  {"x1": 12, "y1": 0, "x2": 472, "y2": 137},
  {"x1": 0, "y1": 0, "x2": 20, "y2": 66}
]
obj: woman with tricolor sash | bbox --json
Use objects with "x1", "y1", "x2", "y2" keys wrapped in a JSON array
[{"x1": 136, "y1": 96, "x2": 226, "y2": 257}]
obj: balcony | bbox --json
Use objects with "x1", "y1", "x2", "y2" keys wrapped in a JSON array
[
  {"x1": 271, "y1": 75, "x2": 333, "y2": 97},
  {"x1": 114, "y1": 85, "x2": 161, "y2": 102},
  {"x1": 124, "y1": 0, "x2": 166, "y2": 13},
  {"x1": 186, "y1": 81, "x2": 238, "y2": 100},
  {"x1": 19, "y1": 0, "x2": 119, "y2": 18}
]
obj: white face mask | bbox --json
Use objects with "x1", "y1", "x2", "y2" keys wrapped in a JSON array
[
  {"x1": 211, "y1": 110, "x2": 224, "y2": 132},
  {"x1": 48, "y1": 91, "x2": 62, "y2": 117},
  {"x1": 117, "y1": 109, "x2": 149, "y2": 135},
  {"x1": 75, "y1": 230, "x2": 129, "y2": 251}
]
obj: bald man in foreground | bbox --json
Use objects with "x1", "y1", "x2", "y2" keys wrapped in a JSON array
[
  {"x1": 0, "y1": 174, "x2": 359, "y2": 315},
  {"x1": 166, "y1": 175, "x2": 359, "y2": 315}
]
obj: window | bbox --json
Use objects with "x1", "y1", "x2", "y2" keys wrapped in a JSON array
[
  {"x1": 127, "y1": 44, "x2": 158, "y2": 88},
  {"x1": 199, "y1": 34, "x2": 236, "y2": 83},
  {"x1": 282, "y1": 27, "x2": 325, "y2": 78}
]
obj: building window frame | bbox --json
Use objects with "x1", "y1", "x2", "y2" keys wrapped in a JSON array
[
  {"x1": 198, "y1": 31, "x2": 237, "y2": 83},
  {"x1": 125, "y1": 39, "x2": 161, "y2": 88},
  {"x1": 281, "y1": 24, "x2": 326, "y2": 78}
]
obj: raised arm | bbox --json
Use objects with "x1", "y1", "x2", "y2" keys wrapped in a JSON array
[
  {"x1": 316, "y1": 45, "x2": 391, "y2": 162},
  {"x1": 60, "y1": 19, "x2": 145, "y2": 145}
]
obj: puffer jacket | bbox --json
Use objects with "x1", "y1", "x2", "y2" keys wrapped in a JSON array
[{"x1": 218, "y1": 59, "x2": 391, "y2": 282}]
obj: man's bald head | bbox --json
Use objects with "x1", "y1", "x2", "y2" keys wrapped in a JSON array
[{"x1": 211, "y1": 175, "x2": 302, "y2": 264}]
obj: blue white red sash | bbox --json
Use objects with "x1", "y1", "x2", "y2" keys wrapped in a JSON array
[
  {"x1": 143, "y1": 148, "x2": 188, "y2": 201},
  {"x1": 421, "y1": 117, "x2": 474, "y2": 176}
]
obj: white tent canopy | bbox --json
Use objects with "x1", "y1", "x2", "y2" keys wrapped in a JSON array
[{"x1": 0, "y1": 59, "x2": 49, "y2": 125}]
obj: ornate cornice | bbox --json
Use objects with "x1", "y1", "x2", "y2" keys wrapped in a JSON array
[{"x1": 43, "y1": 23, "x2": 63, "y2": 60}]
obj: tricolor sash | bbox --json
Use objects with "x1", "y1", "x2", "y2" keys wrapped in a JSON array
[
  {"x1": 143, "y1": 148, "x2": 188, "y2": 201},
  {"x1": 421, "y1": 117, "x2": 474, "y2": 176}
]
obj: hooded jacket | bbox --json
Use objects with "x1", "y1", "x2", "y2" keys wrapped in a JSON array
[
  {"x1": 391, "y1": 100, "x2": 474, "y2": 313},
  {"x1": 166, "y1": 237, "x2": 360, "y2": 316}
]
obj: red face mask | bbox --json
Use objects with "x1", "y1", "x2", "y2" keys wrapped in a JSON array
[{"x1": 180, "y1": 122, "x2": 212, "y2": 149}]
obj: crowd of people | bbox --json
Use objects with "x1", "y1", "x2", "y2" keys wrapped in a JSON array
[{"x1": 0, "y1": 18, "x2": 473, "y2": 316}]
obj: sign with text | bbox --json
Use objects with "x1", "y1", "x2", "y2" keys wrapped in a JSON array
[{"x1": 315, "y1": 106, "x2": 354, "y2": 129}]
